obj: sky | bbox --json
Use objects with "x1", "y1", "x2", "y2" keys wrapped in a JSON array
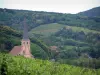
[{"x1": 0, "y1": 0, "x2": 100, "y2": 14}]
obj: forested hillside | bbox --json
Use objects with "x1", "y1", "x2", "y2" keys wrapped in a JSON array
[
  {"x1": 78, "y1": 7, "x2": 100, "y2": 17},
  {"x1": 0, "y1": 25, "x2": 21, "y2": 52},
  {"x1": 0, "y1": 25, "x2": 51, "y2": 59},
  {"x1": 0, "y1": 7, "x2": 100, "y2": 31},
  {"x1": 0, "y1": 7, "x2": 100, "y2": 74},
  {"x1": 30, "y1": 23, "x2": 100, "y2": 69}
]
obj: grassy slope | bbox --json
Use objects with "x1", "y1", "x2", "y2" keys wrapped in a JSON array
[
  {"x1": 29, "y1": 23, "x2": 100, "y2": 37},
  {"x1": 0, "y1": 53, "x2": 100, "y2": 75},
  {"x1": 29, "y1": 23, "x2": 65, "y2": 37},
  {"x1": 29, "y1": 23, "x2": 100, "y2": 52},
  {"x1": 65, "y1": 25, "x2": 100, "y2": 34},
  {"x1": 63, "y1": 45, "x2": 76, "y2": 50},
  {"x1": 63, "y1": 45, "x2": 89, "y2": 51}
]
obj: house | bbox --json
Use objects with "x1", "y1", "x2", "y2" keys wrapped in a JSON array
[{"x1": 50, "y1": 46, "x2": 59, "y2": 52}]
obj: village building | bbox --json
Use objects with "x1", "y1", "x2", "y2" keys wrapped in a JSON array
[
  {"x1": 9, "y1": 19, "x2": 33, "y2": 58},
  {"x1": 50, "y1": 46, "x2": 59, "y2": 53}
]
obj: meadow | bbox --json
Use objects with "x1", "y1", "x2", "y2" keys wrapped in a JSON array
[{"x1": 29, "y1": 23, "x2": 100, "y2": 37}]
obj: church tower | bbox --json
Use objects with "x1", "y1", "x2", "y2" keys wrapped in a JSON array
[
  {"x1": 9, "y1": 18, "x2": 33, "y2": 58},
  {"x1": 21, "y1": 18, "x2": 32, "y2": 58}
]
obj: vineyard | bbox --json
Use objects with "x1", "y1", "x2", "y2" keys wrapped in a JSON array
[{"x1": 0, "y1": 53, "x2": 100, "y2": 75}]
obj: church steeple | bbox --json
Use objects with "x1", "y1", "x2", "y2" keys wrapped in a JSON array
[
  {"x1": 21, "y1": 18, "x2": 33, "y2": 58},
  {"x1": 10, "y1": 18, "x2": 33, "y2": 58},
  {"x1": 23, "y1": 18, "x2": 29, "y2": 40}
]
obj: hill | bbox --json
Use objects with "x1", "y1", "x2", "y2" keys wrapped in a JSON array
[
  {"x1": 0, "y1": 25, "x2": 21, "y2": 52},
  {"x1": 29, "y1": 23, "x2": 100, "y2": 37},
  {"x1": 33, "y1": 23, "x2": 100, "y2": 69},
  {"x1": 78, "y1": 6, "x2": 100, "y2": 17},
  {"x1": 1, "y1": 25, "x2": 100, "y2": 69},
  {"x1": 0, "y1": 8, "x2": 100, "y2": 31},
  {"x1": 0, "y1": 7, "x2": 100, "y2": 70},
  {"x1": 29, "y1": 23, "x2": 65, "y2": 37},
  {"x1": 0, "y1": 25, "x2": 51, "y2": 59},
  {"x1": 0, "y1": 53, "x2": 100, "y2": 75}
]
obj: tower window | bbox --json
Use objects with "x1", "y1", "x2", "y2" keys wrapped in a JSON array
[{"x1": 27, "y1": 42, "x2": 28, "y2": 44}]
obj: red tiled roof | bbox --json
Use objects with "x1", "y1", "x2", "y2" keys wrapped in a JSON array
[
  {"x1": 50, "y1": 46, "x2": 58, "y2": 50},
  {"x1": 9, "y1": 46, "x2": 22, "y2": 55}
]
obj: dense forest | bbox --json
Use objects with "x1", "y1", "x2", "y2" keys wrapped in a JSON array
[
  {"x1": 78, "y1": 7, "x2": 100, "y2": 17},
  {"x1": 0, "y1": 7, "x2": 100, "y2": 31},
  {"x1": 0, "y1": 6, "x2": 100, "y2": 74}
]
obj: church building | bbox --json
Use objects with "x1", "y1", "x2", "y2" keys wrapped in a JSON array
[{"x1": 9, "y1": 19, "x2": 33, "y2": 58}]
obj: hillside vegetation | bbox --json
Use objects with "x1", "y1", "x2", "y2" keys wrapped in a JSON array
[
  {"x1": 30, "y1": 23, "x2": 100, "y2": 37},
  {"x1": 0, "y1": 53, "x2": 100, "y2": 75},
  {"x1": 37, "y1": 25, "x2": 100, "y2": 69},
  {"x1": 0, "y1": 25, "x2": 21, "y2": 52},
  {"x1": 78, "y1": 7, "x2": 100, "y2": 17},
  {"x1": 0, "y1": 25, "x2": 51, "y2": 59},
  {"x1": 29, "y1": 23, "x2": 65, "y2": 37},
  {"x1": 0, "y1": 8, "x2": 100, "y2": 31},
  {"x1": 0, "y1": 7, "x2": 100, "y2": 72}
]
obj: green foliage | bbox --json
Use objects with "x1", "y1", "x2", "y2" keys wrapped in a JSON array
[
  {"x1": 30, "y1": 38, "x2": 51, "y2": 58},
  {"x1": 29, "y1": 23, "x2": 65, "y2": 37},
  {"x1": 0, "y1": 53, "x2": 100, "y2": 75},
  {"x1": 41, "y1": 26, "x2": 100, "y2": 68},
  {"x1": 31, "y1": 43, "x2": 48, "y2": 59},
  {"x1": 78, "y1": 7, "x2": 100, "y2": 17},
  {"x1": 0, "y1": 54, "x2": 8, "y2": 75},
  {"x1": 0, "y1": 25, "x2": 21, "y2": 51},
  {"x1": 64, "y1": 25, "x2": 100, "y2": 34},
  {"x1": 30, "y1": 23, "x2": 100, "y2": 38},
  {"x1": 0, "y1": 7, "x2": 100, "y2": 70},
  {"x1": 0, "y1": 8, "x2": 100, "y2": 31},
  {"x1": 0, "y1": 25, "x2": 52, "y2": 59}
]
